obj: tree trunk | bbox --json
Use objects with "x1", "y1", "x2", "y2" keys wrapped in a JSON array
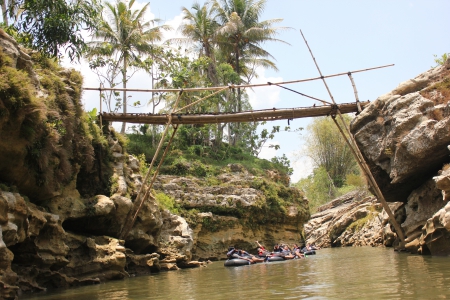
[
  {"x1": 1, "y1": 0, "x2": 8, "y2": 27},
  {"x1": 120, "y1": 56, "x2": 127, "y2": 133},
  {"x1": 234, "y1": 46, "x2": 241, "y2": 145}
]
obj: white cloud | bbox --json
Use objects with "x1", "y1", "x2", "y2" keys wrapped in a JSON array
[
  {"x1": 247, "y1": 67, "x2": 283, "y2": 110},
  {"x1": 290, "y1": 155, "x2": 313, "y2": 183},
  {"x1": 258, "y1": 141, "x2": 280, "y2": 161}
]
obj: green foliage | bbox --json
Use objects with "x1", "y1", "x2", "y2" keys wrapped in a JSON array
[
  {"x1": 127, "y1": 133, "x2": 157, "y2": 162},
  {"x1": 295, "y1": 167, "x2": 336, "y2": 213},
  {"x1": 179, "y1": 208, "x2": 200, "y2": 227},
  {"x1": 271, "y1": 154, "x2": 293, "y2": 176},
  {"x1": 433, "y1": 53, "x2": 449, "y2": 67},
  {"x1": 8, "y1": 0, "x2": 102, "y2": 60},
  {"x1": 296, "y1": 165, "x2": 368, "y2": 214},
  {"x1": 88, "y1": 0, "x2": 169, "y2": 132},
  {"x1": 155, "y1": 192, "x2": 179, "y2": 214},
  {"x1": 302, "y1": 116, "x2": 357, "y2": 188}
]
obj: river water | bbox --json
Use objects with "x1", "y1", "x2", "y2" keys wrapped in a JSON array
[{"x1": 21, "y1": 247, "x2": 450, "y2": 299}]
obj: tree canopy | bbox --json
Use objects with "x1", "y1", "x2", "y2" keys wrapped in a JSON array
[
  {"x1": 295, "y1": 116, "x2": 366, "y2": 213},
  {"x1": 2, "y1": 0, "x2": 102, "y2": 61}
]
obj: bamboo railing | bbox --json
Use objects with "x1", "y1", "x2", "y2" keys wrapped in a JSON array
[{"x1": 100, "y1": 101, "x2": 368, "y2": 125}]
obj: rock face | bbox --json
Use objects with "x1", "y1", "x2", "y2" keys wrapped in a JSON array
[
  {"x1": 154, "y1": 166, "x2": 310, "y2": 261},
  {"x1": 305, "y1": 190, "x2": 403, "y2": 248},
  {"x1": 306, "y1": 59, "x2": 450, "y2": 255},
  {"x1": 0, "y1": 30, "x2": 197, "y2": 299},
  {"x1": 0, "y1": 30, "x2": 307, "y2": 298},
  {"x1": 351, "y1": 59, "x2": 450, "y2": 203}
]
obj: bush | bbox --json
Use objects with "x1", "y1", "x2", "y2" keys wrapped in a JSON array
[{"x1": 155, "y1": 192, "x2": 179, "y2": 214}]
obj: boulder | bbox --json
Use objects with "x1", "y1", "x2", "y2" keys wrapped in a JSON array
[
  {"x1": 305, "y1": 190, "x2": 404, "y2": 248},
  {"x1": 420, "y1": 201, "x2": 450, "y2": 255},
  {"x1": 351, "y1": 61, "x2": 450, "y2": 203}
]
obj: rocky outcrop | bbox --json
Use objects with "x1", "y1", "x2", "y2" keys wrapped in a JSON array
[
  {"x1": 154, "y1": 165, "x2": 309, "y2": 261},
  {"x1": 305, "y1": 190, "x2": 403, "y2": 248},
  {"x1": 0, "y1": 30, "x2": 202, "y2": 299},
  {"x1": 305, "y1": 60, "x2": 450, "y2": 255},
  {"x1": 351, "y1": 59, "x2": 450, "y2": 203},
  {"x1": 307, "y1": 59, "x2": 450, "y2": 255},
  {"x1": 350, "y1": 59, "x2": 450, "y2": 254}
]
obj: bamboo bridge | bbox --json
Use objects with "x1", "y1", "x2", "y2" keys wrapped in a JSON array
[
  {"x1": 83, "y1": 30, "x2": 406, "y2": 249},
  {"x1": 100, "y1": 101, "x2": 368, "y2": 125}
]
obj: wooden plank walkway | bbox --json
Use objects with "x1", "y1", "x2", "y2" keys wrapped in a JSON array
[{"x1": 101, "y1": 101, "x2": 368, "y2": 125}]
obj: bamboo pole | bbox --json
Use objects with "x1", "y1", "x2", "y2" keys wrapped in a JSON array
[
  {"x1": 99, "y1": 83, "x2": 103, "y2": 129},
  {"x1": 173, "y1": 86, "x2": 229, "y2": 113},
  {"x1": 119, "y1": 90, "x2": 183, "y2": 240},
  {"x1": 347, "y1": 73, "x2": 362, "y2": 113},
  {"x1": 299, "y1": 29, "x2": 405, "y2": 249},
  {"x1": 83, "y1": 64, "x2": 394, "y2": 94}
]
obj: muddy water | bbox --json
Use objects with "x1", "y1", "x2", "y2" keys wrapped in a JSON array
[{"x1": 21, "y1": 247, "x2": 450, "y2": 299}]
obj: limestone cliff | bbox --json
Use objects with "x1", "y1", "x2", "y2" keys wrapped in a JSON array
[
  {"x1": 0, "y1": 30, "x2": 308, "y2": 299},
  {"x1": 306, "y1": 59, "x2": 450, "y2": 255},
  {"x1": 0, "y1": 29, "x2": 194, "y2": 299}
]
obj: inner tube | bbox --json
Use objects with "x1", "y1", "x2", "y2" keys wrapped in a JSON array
[
  {"x1": 266, "y1": 256, "x2": 285, "y2": 262},
  {"x1": 303, "y1": 250, "x2": 316, "y2": 255},
  {"x1": 224, "y1": 259, "x2": 251, "y2": 267}
]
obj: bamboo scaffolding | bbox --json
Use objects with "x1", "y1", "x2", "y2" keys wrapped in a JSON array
[
  {"x1": 95, "y1": 27, "x2": 396, "y2": 242},
  {"x1": 299, "y1": 29, "x2": 406, "y2": 249}
]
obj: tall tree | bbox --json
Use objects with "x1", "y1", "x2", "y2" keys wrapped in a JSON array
[
  {"x1": 211, "y1": 0, "x2": 289, "y2": 112},
  {"x1": 303, "y1": 116, "x2": 357, "y2": 188},
  {"x1": 89, "y1": 0, "x2": 168, "y2": 133},
  {"x1": 175, "y1": 2, "x2": 220, "y2": 85},
  {"x1": 2, "y1": 0, "x2": 101, "y2": 60}
]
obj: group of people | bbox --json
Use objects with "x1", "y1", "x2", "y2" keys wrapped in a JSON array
[{"x1": 226, "y1": 241, "x2": 320, "y2": 263}]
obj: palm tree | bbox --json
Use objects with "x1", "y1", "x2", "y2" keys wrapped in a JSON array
[
  {"x1": 211, "y1": 0, "x2": 289, "y2": 112},
  {"x1": 169, "y1": 2, "x2": 220, "y2": 86},
  {"x1": 89, "y1": 0, "x2": 169, "y2": 133},
  {"x1": 211, "y1": 0, "x2": 289, "y2": 145},
  {"x1": 1, "y1": 0, "x2": 20, "y2": 26}
]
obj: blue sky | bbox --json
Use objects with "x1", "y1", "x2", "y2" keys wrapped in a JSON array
[{"x1": 73, "y1": 0, "x2": 449, "y2": 182}]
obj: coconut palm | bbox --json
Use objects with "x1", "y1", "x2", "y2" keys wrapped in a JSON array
[
  {"x1": 89, "y1": 0, "x2": 169, "y2": 133},
  {"x1": 169, "y1": 2, "x2": 220, "y2": 86},
  {"x1": 211, "y1": 0, "x2": 290, "y2": 112}
]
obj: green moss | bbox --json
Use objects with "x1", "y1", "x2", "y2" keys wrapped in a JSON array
[
  {"x1": 155, "y1": 191, "x2": 179, "y2": 214},
  {"x1": 347, "y1": 213, "x2": 375, "y2": 232}
]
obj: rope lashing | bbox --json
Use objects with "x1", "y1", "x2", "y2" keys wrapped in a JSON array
[
  {"x1": 267, "y1": 82, "x2": 332, "y2": 105},
  {"x1": 330, "y1": 104, "x2": 339, "y2": 118}
]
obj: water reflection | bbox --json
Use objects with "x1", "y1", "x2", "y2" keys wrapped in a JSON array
[{"x1": 22, "y1": 247, "x2": 450, "y2": 300}]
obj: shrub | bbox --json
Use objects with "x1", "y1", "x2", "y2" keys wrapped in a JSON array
[{"x1": 155, "y1": 192, "x2": 179, "y2": 214}]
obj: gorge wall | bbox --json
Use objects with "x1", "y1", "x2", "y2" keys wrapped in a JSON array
[
  {"x1": 0, "y1": 30, "x2": 309, "y2": 299},
  {"x1": 305, "y1": 58, "x2": 450, "y2": 255}
]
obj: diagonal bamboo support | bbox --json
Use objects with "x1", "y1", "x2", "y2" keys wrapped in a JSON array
[
  {"x1": 300, "y1": 29, "x2": 406, "y2": 249},
  {"x1": 119, "y1": 91, "x2": 183, "y2": 240}
]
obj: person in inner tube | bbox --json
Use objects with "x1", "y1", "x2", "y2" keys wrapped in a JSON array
[
  {"x1": 273, "y1": 244, "x2": 282, "y2": 253},
  {"x1": 227, "y1": 247, "x2": 252, "y2": 262},
  {"x1": 280, "y1": 245, "x2": 295, "y2": 259},
  {"x1": 256, "y1": 241, "x2": 268, "y2": 257}
]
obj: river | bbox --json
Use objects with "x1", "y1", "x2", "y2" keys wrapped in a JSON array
[{"x1": 21, "y1": 247, "x2": 450, "y2": 299}]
